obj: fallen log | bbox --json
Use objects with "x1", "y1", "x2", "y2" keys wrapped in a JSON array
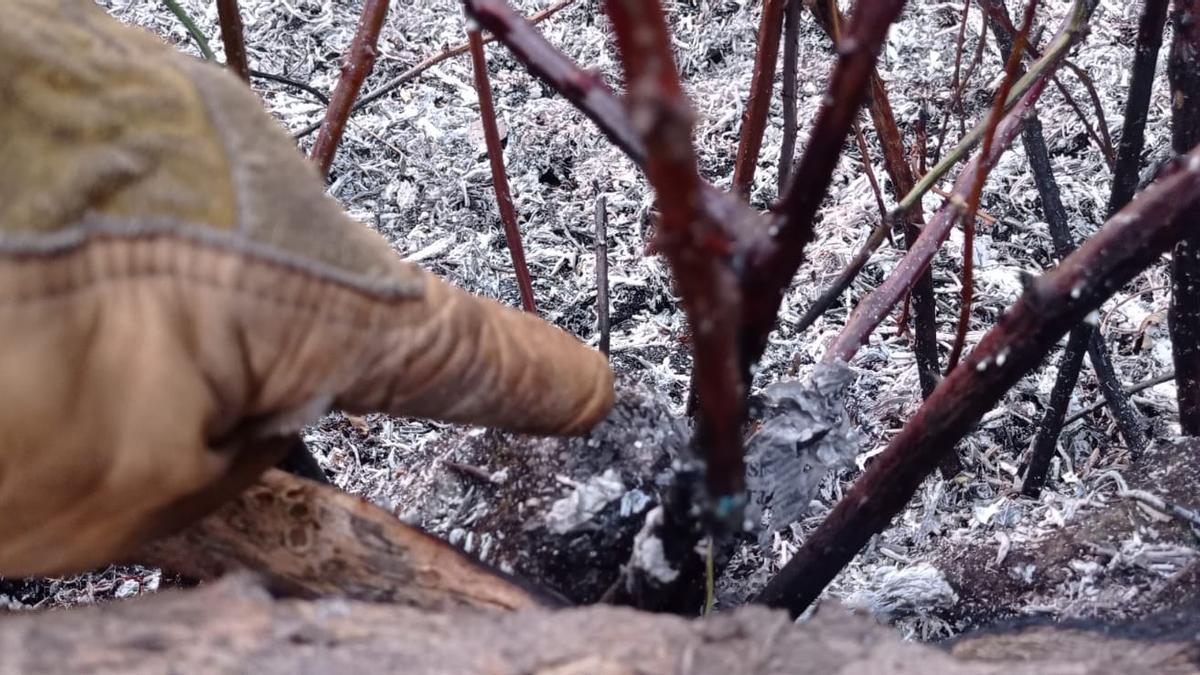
[
  {"x1": 135, "y1": 469, "x2": 555, "y2": 611},
  {"x1": 1, "y1": 574, "x2": 1195, "y2": 674}
]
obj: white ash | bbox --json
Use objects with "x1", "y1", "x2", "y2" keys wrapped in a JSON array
[
  {"x1": 545, "y1": 469, "x2": 628, "y2": 535},
  {"x1": 51, "y1": 0, "x2": 1185, "y2": 635},
  {"x1": 843, "y1": 563, "x2": 959, "y2": 637},
  {"x1": 628, "y1": 507, "x2": 680, "y2": 586}
]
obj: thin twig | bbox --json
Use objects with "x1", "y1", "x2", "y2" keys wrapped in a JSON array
[
  {"x1": 595, "y1": 193, "x2": 611, "y2": 356},
  {"x1": 295, "y1": 0, "x2": 579, "y2": 140},
  {"x1": 732, "y1": 0, "x2": 788, "y2": 197},
  {"x1": 854, "y1": 125, "x2": 889, "y2": 220},
  {"x1": 1062, "y1": 61, "x2": 1116, "y2": 164},
  {"x1": 1052, "y1": 73, "x2": 1114, "y2": 169},
  {"x1": 468, "y1": 27, "x2": 538, "y2": 313},
  {"x1": 956, "y1": 11, "x2": 990, "y2": 139},
  {"x1": 1063, "y1": 371, "x2": 1175, "y2": 425},
  {"x1": 756, "y1": 135, "x2": 1200, "y2": 618},
  {"x1": 249, "y1": 69, "x2": 330, "y2": 104},
  {"x1": 825, "y1": 1, "x2": 1092, "y2": 364},
  {"x1": 1101, "y1": 284, "x2": 1171, "y2": 333},
  {"x1": 310, "y1": 0, "x2": 391, "y2": 178},
  {"x1": 900, "y1": 16, "x2": 1091, "y2": 214},
  {"x1": 1120, "y1": 489, "x2": 1200, "y2": 528},
  {"x1": 931, "y1": 187, "x2": 999, "y2": 224},
  {"x1": 792, "y1": 215, "x2": 893, "y2": 340},
  {"x1": 785, "y1": 126, "x2": 895, "y2": 360},
  {"x1": 981, "y1": 3, "x2": 1118, "y2": 166},
  {"x1": 946, "y1": 0, "x2": 1040, "y2": 373},
  {"x1": 935, "y1": 0, "x2": 975, "y2": 161},
  {"x1": 216, "y1": 0, "x2": 250, "y2": 83}
]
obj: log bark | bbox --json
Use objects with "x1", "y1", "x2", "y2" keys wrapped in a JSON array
[
  {"x1": 1, "y1": 573, "x2": 1195, "y2": 674},
  {"x1": 134, "y1": 469, "x2": 555, "y2": 611}
]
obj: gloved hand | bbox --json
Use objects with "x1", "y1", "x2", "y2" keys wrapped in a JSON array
[{"x1": 0, "y1": 0, "x2": 613, "y2": 575}]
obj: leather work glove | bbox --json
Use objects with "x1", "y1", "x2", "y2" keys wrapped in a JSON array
[{"x1": 0, "y1": 0, "x2": 614, "y2": 576}]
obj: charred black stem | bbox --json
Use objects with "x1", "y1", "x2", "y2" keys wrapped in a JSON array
[
  {"x1": 987, "y1": 0, "x2": 1149, "y2": 473},
  {"x1": 1110, "y1": 0, "x2": 1170, "y2": 213},
  {"x1": 277, "y1": 436, "x2": 330, "y2": 484},
  {"x1": 778, "y1": 0, "x2": 802, "y2": 194},
  {"x1": 756, "y1": 137, "x2": 1200, "y2": 617},
  {"x1": 1018, "y1": 116, "x2": 1147, "y2": 455},
  {"x1": 1021, "y1": 326, "x2": 1090, "y2": 497},
  {"x1": 595, "y1": 194, "x2": 611, "y2": 356},
  {"x1": 908, "y1": 108, "x2": 943, "y2": 405},
  {"x1": 1169, "y1": 0, "x2": 1200, "y2": 435},
  {"x1": 249, "y1": 69, "x2": 331, "y2": 104}
]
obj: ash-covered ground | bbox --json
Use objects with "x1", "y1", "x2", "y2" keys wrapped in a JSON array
[{"x1": 7, "y1": 0, "x2": 1195, "y2": 641}]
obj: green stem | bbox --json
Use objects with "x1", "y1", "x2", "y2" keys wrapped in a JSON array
[
  {"x1": 161, "y1": 0, "x2": 217, "y2": 61},
  {"x1": 899, "y1": 0, "x2": 1090, "y2": 213}
]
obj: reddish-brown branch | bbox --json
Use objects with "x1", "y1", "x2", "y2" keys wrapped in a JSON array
[
  {"x1": 604, "y1": 0, "x2": 747, "y2": 511},
  {"x1": 1169, "y1": 0, "x2": 1200, "y2": 434},
  {"x1": 739, "y1": 0, "x2": 908, "y2": 367},
  {"x1": 468, "y1": 29, "x2": 538, "y2": 313},
  {"x1": 825, "y1": 52, "x2": 1060, "y2": 363},
  {"x1": 980, "y1": 3, "x2": 1116, "y2": 167},
  {"x1": 936, "y1": 0, "x2": 975, "y2": 158},
  {"x1": 732, "y1": 0, "x2": 788, "y2": 198},
  {"x1": 813, "y1": 0, "x2": 944, "y2": 400},
  {"x1": 465, "y1": 0, "x2": 644, "y2": 161},
  {"x1": 462, "y1": 0, "x2": 770, "y2": 312},
  {"x1": 945, "y1": 0, "x2": 1040, "y2": 372},
  {"x1": 216, "y1": 0, "x2": 250, "y2": 83},
  {"x1": 309, "y1": 0, "x2": 391, "y2": 178},
  {"x1": 462, "y1": 0, "x2": 769, "y2": 251},
  {"x1": 294, "y1": 0, "x2": 579, "y2": 140},
  {"x1": 807, "y1": 1, "x2": 941, "y2": 399},
  {"x1": 855, "y1": 125, "x2": 888, "y2": 219},
  {"x1": 757, "y1": 140, "x2": 1200, "y2": 617}
]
